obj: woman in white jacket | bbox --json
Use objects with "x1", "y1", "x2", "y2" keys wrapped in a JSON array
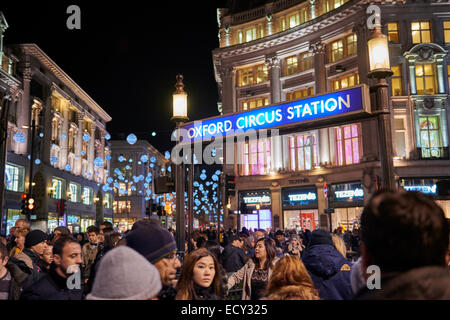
[{"x1": 227, "y1": 237, "x2": 278, "y2": 300}]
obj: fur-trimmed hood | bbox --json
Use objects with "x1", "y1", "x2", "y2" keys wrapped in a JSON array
[{"x1": 263, "y1": 285, "x2": 320, "y2": 300}]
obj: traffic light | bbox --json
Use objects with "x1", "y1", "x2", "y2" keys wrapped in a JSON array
[
  {"x1": 21, "y1": 194, "x2": 29, "y2": 215},
  {"x1": 145, "y1": 207, "x2": 151, "y2": 216},
  {"x1": 157, "y1": 205, "x2": 163, "y2": 217},
  {"x1": 225, "y1": 175, "x2": 236, "y2": 198},
  {"x1": 61, "y1": 199, "x2": 66, "y2": 215}
]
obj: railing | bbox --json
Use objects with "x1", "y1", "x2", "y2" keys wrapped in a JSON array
[
  {"x1": 232, "y1": 6, "x2": 266, "y2": 25},
  {"x1": 274, "y1": 0, "x2": 305, "y2": 11}
]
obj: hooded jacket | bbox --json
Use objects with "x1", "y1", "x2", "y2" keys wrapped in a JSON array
[
  {"x1": 354, "y1": 266, "x2": 450, "y2": 300},
  {"x1": 302, "y1": 244, "x2": 353, "y2": 300},
  {"x1": 222, "y1": 244, "x2": 247, "y2": 273}
]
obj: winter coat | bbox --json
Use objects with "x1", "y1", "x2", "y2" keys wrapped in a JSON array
[
  {"x1": 157, "y1": 285, "x2": 178, "y2": 300},
  {"x1": 262, "y1": 285, "x2": 320, "y2": 300},
  {"x1": 227, "y1": 257, "x2": 279, "y2": 300},
  {"x1": 193, "y1": 285, "x2": 220, "y2": 300},
  {"x1": 81, "y1": 242, "x2": 98, "y2": 279},
  {"x1": 354, "y1": 266, "x2": 450, "y2": 300},
  {"x1": 10, "y1": 248, "x2": 47, "y2": 288},
  {"x1": 302, "y1": 244, "x2": 353, "y2": 300},
  {"x1": 222, "y1": 245, "x2": 247, "y2": 273},
  {"x1": 20, "y1": 263, "x2": 84, "y2": 300}
]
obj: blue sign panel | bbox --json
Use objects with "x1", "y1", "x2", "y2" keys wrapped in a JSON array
[
  {"x1": 282, "y1": 186, "x2": 318, "y2": 208},
  {"x1": 329, "y1": 182, "x2": 365, "y2": 205},
  {"x1": 399, "y1": 178, "x2": 438, "y2": 195},
  {"x1": 181, "y1": 85, "x2": 369, "y2": 143}
]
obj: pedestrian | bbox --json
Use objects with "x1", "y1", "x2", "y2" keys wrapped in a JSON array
[
  {"x1": 263, "y1": 255, "x2": 320, "y2": 300},
  {"x1": 176, "y1": 248, "x2": 222, "y2": 300},
  {"x1": 302, "y1": 229, "x2": 353, "y2": 300},
  {"x1": 254, "y1": 229, "x2": 266, "y2": 240},
  {"x1": 0, "y1": 242, "x2": 20, "y2": 300},
  {"x1": 222, "y1": 234, "x2": 246, "y2": 274},
  {"x1": 243, "y1": 235, "x2": 255, "y2": 258},
  {"x1": 86, "y1": 246, "x2": 162, "y2": 300},
  {"x1": 85, "y1": 227, "x2": 121, "y2": 293},
  {"x1": 10, "y1": 230, "x2": 48, "y2": 287},
  {"x1": 354, "y1": 191, "x2": 450, "y2": 300},
  {"x1": 6, "y1": 219, "x2": 30, "y2": 253},
  {"x1": 275, "y1": 230, "x2": 288, "y2": 252},
  {"x1": 52, "y1": 226, "x2": 71, "y2": 244},
  {"x1": 82, "y1": 226, "x2": 99, "y2": 284},
  {"x1": 126, "y1": 223, "x2": 181, "y2": 300},
  {"x1": 332, "y1": 234, "x2": 348, "y2": 260},
  {"x1": 42, "y1": 244, "x2": 53, "y2": 271},
  {"x1": 9, "y1": 227, "x2": 30, "y2": 257},
  {"x1": 20, "y1": 236, "x2": 84, "y2": 300},
  {"x1": 227, "y1": 237, "x2": 278, "y2": 300},
  {"x1": 285, "y1": 235, "x2": 304, "y2": 258}
]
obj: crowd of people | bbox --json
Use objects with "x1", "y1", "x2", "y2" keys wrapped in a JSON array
[{"x1": 0, "y1": 190, "x2": 449, "y2": 300}]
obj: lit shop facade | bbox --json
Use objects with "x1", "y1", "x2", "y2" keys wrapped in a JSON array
[{"x1": 211, "y1": 0, "x2": 450, "y2": 230}]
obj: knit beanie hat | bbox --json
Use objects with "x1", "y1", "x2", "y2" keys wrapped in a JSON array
[
  {"x1": 86, "y1": 246, "x2": 162, "y2": 300},
  {"x1": 310, "y1": 229, "x2": 333, "y2": 246},
  {"x1": 126, "y1": 224, "x2": 177, "y2": 264},
  {"x1": 25, "y1": 230, "x2": 47, "y2": 248}
]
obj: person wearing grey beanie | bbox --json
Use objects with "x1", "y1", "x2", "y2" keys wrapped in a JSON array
[{"x1": 86, "y1": 246, "x2": 162, "y2": 300}]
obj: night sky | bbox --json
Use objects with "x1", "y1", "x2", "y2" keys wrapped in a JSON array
[{"x1": 2, "y1": 1, "x2": 228, "y2": 153}]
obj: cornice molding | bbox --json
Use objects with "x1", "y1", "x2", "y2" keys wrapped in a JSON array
[{"x1": 19, "y1": 44, "x2": 112, "y2": 123}]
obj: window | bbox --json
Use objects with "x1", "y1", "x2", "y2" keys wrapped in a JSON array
[
  {"x1": 5, "y1": 163, "x2": 25, "y2": 192},
  {"x1": 284, "y1": 56, "x2": 298, "y2": 76},
  {"x1": 241, "y1": 97, "x2": 269, "y2": 111},
  {"x1": 51, "y1": 178, "x2": 65, "y2": 199},
  {"x1": 240, "y1": 139, "x2": 271, "y2": 176},
  {"x1": 82, "y1": 187, "x2": 93, "y2": 205},
  {"x1": 288, "y1": 13, "x2": 300, "y2": 28},
  {"x1": 256, "y1": 65, "x2": 268, "y2": 83},
  {"x1": 280, "y1": 18, "x2": 287, "y2": 32},
  {"x1": 323, "y1": 0, "x2": 347, "y2": 14},
  {"x1": 289, "y1": 133, "x2": 318, "y2": 171},
  {"x1": 388, "y1": 23, "x2": 399, "y2": 43},
  {"x1": 394, "y1": 118, "x2": 406, "y2": 158},
  {"x1": 238, "y1": 64, "x2": 267, "y2": 87},
  {"x1": 244, "y1": 209, "x2": 272, "y2": 230},
  {"x1": 286, "y1": 87, "x2": 314, "y2": 101},
  {"x1": 51, "y1": 118, "x2": 60, "y2": 145},
  {"x1": 330, "y1": 39, "x2": 344, "y2": 62},
  {"x1": 68, "y1": 127, "x2": 75, "y2": 154},
  {"x1": 104, "y1": 193, "x2": 112, "y2": 209},
  {"x1": 113, "y1": 200, "x2": 131, "y2": 214},
  {"x1": 444, "y1": 21, "x2": 450, "y2": 43},
  {"x1": 448, "y1": 65, "x2": 450, "y2": 89},
  {"x1": 258, "y1": 24, "x2": 264, "y2": 38},
  {"x1": 68, "y1": 182, "x2": 80, "y2": 202},
  {"x1": 299, "y1": 52, "x2": 313, "y2": 72},
  {"x1": 332, "y1": 72, "x2": 359, "y2": 91},
  {"x1": 245, "y1": 27, "x2": 257, "y2": 42},
  {"x1": 415, "y1": 64, "x2": 436, "y2": 95},
  {"x1": 411, "y1": 21, "x2": 432, "y2": 44},
  {"x1": 238, "y1": 31, "x2": 243, "y2": 44},
  {"x1": 346, "y1": 34, "x2": 357, "y2": 56},
  {"x1": 300, "y1": 7, "x2": 308, "y2": 24},
  {"x1": 335, "y1": 124, "x2": 362, "y2": 166},
  {"x1": 391, "y1": 65, "x2": 403, "y2": 96},
  {"x1": 419, "y1": 116, "x2": 442, "y2": 158}
]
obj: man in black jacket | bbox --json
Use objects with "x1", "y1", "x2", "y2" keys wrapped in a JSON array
[
  {"x1": 20, "y1": 236, "x2": 84, "y2": 300},
  {"x1": 355, "y1": 191, "x2": 450, "y2": 300},
  {"x1": 222, "y1": 234, "x2": 247, "y2": 274}
]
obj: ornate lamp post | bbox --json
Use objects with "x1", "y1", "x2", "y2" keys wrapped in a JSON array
[
  {"x1": 171, "y1": 74, "x2": 189, "y2": 260},
  {"x1": 368, "y1": 24, "x2": 396, "y2": 191}
]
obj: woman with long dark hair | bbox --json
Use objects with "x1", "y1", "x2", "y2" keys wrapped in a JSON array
[
  {"x1": 176, "y1": 248, "x2": 222, "y2": 300},
  {"x1": 227, "y1": 237, "x2": 278, "y2": 300}
]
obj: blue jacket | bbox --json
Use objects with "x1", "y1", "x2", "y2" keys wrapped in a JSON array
[{"x1": 302, "y1": 244, "x2": 353, "y2": 300}]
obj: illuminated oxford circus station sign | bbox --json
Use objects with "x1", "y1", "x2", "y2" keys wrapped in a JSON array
[{"x1": 172, "y1": 85, "x2": 370, "y2": 164}]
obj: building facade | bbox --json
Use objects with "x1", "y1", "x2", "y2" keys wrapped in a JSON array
[
  {"x1": 213, "y1": 0, "x2": 450, "y2": 232},
  {"x1": 109, "y1": 140, "x2": 172, "y2": 231},
  {"x1": 0, "y1": 19, "x2": 113, "y2": 234}
]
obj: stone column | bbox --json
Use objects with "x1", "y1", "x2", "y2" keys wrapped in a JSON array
[
  {"x1": 266, "y1": 55, "x2": 283, "y2": 173},
  {"x1": 17, "y1": 63, "x2": 32, "y2": 155},
  {"x1": 353, "y1": 21, "x2": 370, "y2": 86},
  {"x1": 220, "y1": 66, "x2": 235, "y2": 114},
  {"x1": 436, "y1": 53, "x2": 446, "y2": 94},
  {"x1": 266, "y1": 15, "x2": 273, "y2": 36},
  {"x1": 310, "y1": 41, "x2": 326, "y2": 94},
  {"x1": 59, "y1": 103, "x2": 69, "y2": 170},
  {"x1": 88, "y1": 123, "x2": 96, "y2": 180},
  {"x1": 310, "y1": 0, "x2": 317, "y2": 19},
  {"x1": 225, "y1": 27, "x2": 230, "y2": 47},
  {"x1": 75, "y1": 113, "x2": 83, "y2": 175}
]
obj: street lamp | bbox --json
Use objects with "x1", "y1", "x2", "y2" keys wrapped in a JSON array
[
  {"x1": 368, "y1": 25, "x2": 396, "y2": 191},
  {"x1": 172, "y1": 74, "x2": 189, "y2": 261}
]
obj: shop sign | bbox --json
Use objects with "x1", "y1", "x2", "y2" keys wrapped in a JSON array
[
  {"x1": 181, "y1": 85, "x2": 370, "y2": 143},
  {"x1": 403, "y1": 185, "x2": 437, "y2": 194},
  {"x1": 399, "y1": 178, "x2": 439, "y2": 195},
  {"x1": 68, "y1": 216, "x2": 80, "y2": 224},
  {"x1": 240, "y1": 190, "x2": 271, "y2": 206},
  {"x1": 243, "y1": 195, "x2": 271, "y2": 204},
  {"x1": 329, "y1": 182, "x2": 365, "y2": 203},
  {"x1": 283, "y1": 186, "x2": 318, "y2": 208}
]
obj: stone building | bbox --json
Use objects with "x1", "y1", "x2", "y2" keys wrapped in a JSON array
[
  {"x1": 0, "y1": 16, "x2": 113, "y2": 234},
  {"x1": 211, "y1": 0, "x2": 450, "y2": 231}
]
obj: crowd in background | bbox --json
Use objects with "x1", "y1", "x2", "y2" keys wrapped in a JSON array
[{"x1": 0, "y1": 190, "x2": 449, "y2": 300}]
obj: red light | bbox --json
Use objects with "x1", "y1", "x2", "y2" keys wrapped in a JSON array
[{"x1": 21, "y1": 194, "x2": 28, "y2": 200}]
